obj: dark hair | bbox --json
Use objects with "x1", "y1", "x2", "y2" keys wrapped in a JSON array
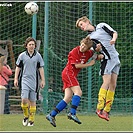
[{"x1": 23, "y1": 37, "x2": 37, "y2": 48}]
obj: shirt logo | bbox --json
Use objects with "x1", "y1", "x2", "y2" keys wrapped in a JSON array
[{"x1": 81, "y1": 60, "x2": 84, "y2": 64}]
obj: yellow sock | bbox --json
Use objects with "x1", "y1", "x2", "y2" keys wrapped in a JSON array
[
  {"x1": 104, "y1": 90, "x2": 115, "y2": 112},
  {"x1": 21, "y1": 103, "x2": 29, "y2": 118},
  {"x1": 29, "y1": 106, "x2": 36, "y2": 122},
  {"x1": 97, "y1": 88, "x2": 107, "y2": 110}
]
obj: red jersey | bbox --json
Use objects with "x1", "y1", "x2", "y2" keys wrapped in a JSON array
[
  {"x1": 62, "y1": 46, "x2": 93, "y2": 90},
  {"x1": 0, "y1": 66, "x2": 12, "y2": 86}
]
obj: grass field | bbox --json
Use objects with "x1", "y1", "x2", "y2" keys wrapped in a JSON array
[{"x1": 0, "y1": 114, "x2": 133, "y2": 132}]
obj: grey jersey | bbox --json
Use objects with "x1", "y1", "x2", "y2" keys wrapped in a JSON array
[
  {"x1": 16, "y1": 50, "x2": 44, "y2": 91},
  {"x1": 89, "y1": 23, "x2": 119, "y2": 59}
]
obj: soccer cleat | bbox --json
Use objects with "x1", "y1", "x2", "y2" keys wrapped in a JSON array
[
  {"x1": 67, "y1": 113, "x2": 82, "y2": 124},
  {"x1": 46, "y1": 114, "x2": 56, "y2": 127},
  {"x1": 22, "y1": 117, "x2": 29, "y2": 126},
  {"x1": 27, "y1": 121, "x2": 34, "y2": 126},
  {"x1": 96, "y1": 109, "x2": 102, "y2": 117},
  {"x1": 98, "y1": 110, "x2": 110, "y2": 121}
]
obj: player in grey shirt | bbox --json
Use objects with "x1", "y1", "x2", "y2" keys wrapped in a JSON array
[
  {"x1": 76, "y1": 16, "x2": 120, "y2": 121},
  {"x1": 14, "y1": 37, "x2": 45, "y2": 126}
]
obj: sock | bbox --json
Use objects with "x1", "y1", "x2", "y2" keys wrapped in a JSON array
[
  {"x1": 97, "y1": 88, "x2": 107, "y2": 110},
  {"x1": 29, "y1": 106, "x2": 36, "y2": 122},
  {"x1": 21, "y1": 103, "x2": 29, "y2": 118},
  {"x1": 70, "y1": 95, "x2": 81, "y2": 115},
  {"x1": 104, "y1": 90, "x2": 115, "y2": 112},
  {"x1": 50, "y1": 100, "x2": 67, "y2": 117}
]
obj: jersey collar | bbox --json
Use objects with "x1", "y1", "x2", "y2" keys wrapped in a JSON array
[{"x1": 26, "y1": 50, "x2": 37, "y2": 58}]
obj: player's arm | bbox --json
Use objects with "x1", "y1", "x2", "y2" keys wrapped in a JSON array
[
  {"x1": 102, "y1": 23, "x2": 118, "y2": 45},
  {"x1": 110, "y1": 32, "x2": 118, "y2": 45},
  {"x1": 75, "y1": 60, "x2": 95, "y2": 69},
  {"x1": 39, "y1": 67, "x2": 45, "y2": 89},
  {"x1": 14, "y1": 66, "x2": 21, "y2": 87}
]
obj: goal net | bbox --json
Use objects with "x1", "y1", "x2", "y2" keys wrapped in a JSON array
[{"x1": 0, "y1": 2, "x2": 132, "y2": 115}]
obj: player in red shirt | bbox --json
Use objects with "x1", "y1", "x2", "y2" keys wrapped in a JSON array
[{"x1": 46, "y1": 36, "x2": 103, "y2": 127}]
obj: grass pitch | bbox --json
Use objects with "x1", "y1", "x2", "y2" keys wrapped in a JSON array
[{"x1": 0, "y1": 114, "x2": 132, "y2": 132}]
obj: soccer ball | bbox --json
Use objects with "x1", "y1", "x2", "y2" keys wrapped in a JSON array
[{"x1": 24, "y1": 2, "x2": 39, "y2": 15}]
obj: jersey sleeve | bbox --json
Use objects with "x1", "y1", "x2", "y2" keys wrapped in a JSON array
[
  {"x1": 16, "y1": 53, "x2": 23, "y2": 68},
  {"x1": 98, "y1": 23, "x2": 117, "y2": 37},
  {"x1": 38, "y1": 53, "x2": 44, "y2": 67}
]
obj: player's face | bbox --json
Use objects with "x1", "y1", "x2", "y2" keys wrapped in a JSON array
[
  {"x1": 26, "y1": 41, "x2": 36, "y2": 53},
  {"x1": 80, "y1": 43, "x2": 89, "y2": 52},
  {"x1": 78, "y1": 21, "x2": 94, "y2": 31}
]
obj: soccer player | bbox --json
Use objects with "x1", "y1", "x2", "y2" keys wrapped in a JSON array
[
  {"x1": 76, "y1": 16, "x2": 121, "y2": 121},
  {"x1": 46, "y1": 36, "x2": 102, "y2": 127},
  {"x1": 14, "y1": 37, "x2": 45, "y2": 126}
]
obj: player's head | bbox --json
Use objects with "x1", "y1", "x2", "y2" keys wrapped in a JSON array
[
  {"x1": 76, "y1": 16, "x2": 91, "y2": 30},
  {"x1": 24, "y1": 37, "x2": 37, "y2": 48},
  {"x1": 80, "y1": 36, "x2": 93, "y2": 52}
]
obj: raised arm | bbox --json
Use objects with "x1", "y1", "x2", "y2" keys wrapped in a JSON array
[{"x1": 110, "y1": 32, "x2": 118, "y2": 45}]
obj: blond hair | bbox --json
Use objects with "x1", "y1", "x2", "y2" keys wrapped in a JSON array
[
  {"x1": 0, "y1": 56, "x2": 6, "y2": 72},
  {"x1": 80, "y1": 36, "x2": 93, "y2": 49},
  {"x1": 76, "y1": 16, "x2": 91, "y2": 28}
]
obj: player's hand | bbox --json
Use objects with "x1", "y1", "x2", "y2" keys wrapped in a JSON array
[
  {"x1": 14, "y1": 79, "x2": 18, "y2": 87},
  {"x1": 40, "y1": 80, "x2": 45, "y2": 89},
  {"x1": 88, "y1": 60, "x2": 95, "y2": 66},
  {"x1": 97, "y1": 54, "x2": 104, "y2": 60},
  {"x1": 110, "y1": 39, "x2": 116, "y2": 45},
  {"x1": 95, "y1": 43, "x2": 102, "y2": 52}
]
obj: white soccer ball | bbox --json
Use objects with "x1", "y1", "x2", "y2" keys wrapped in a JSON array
[{"x1": 24, "y1": 2, "x2": 39, "y2": 15}]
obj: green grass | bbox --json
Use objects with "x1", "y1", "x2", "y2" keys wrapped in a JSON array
[{"x1": 0, "y1": 114, "x2": 133, "y2": 131}]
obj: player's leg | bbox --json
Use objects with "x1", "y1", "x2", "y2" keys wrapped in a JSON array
[
  {"x1": 67, "y1": 86, "x2": 82, "y2": 124},
  {"x1": 99, "y1": 60, "x2": 120, "y2": 121},
  {"x1": 104, "y1": 73, "x2": 117, "y2": 111},
  {"x1": 104, "y1": 63, "x2": 120, "y2": 113},
  {"x1": 21, "y1": 89, "x2": 29, "y2": 126},
  {"x1": 46, "y1": 88, "x2": 73, "y2": 127},
  {"x1": 69, "y1": 86, "x2": 82, "y2": 115},
  {"x1": 51, "y1": 88, "x2": 72, "y2": 116},
  {"x1": 28, "y1": 102, "x2": 36, "y2": 126},
  {"x1": 96, "y1": 74, "x2": 111, "y2": 114},
  {"x1": 28, "y1": 90, "x2": 37, "y2": 126},
  {"x1": 100, "y1": 73, "x2": 118, "y2": 121}
]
